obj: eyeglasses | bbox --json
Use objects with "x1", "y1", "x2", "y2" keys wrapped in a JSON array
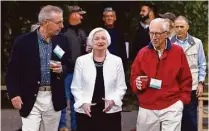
[{"x1": 149, "y1": 31, "x2": 166, "y2": 37}]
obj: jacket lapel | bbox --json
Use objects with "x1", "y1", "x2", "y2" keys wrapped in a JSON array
[{"x1": 31, "y1": 30, "x2": 41, "y2": 80}]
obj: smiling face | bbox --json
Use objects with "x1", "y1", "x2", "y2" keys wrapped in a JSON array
[
  {"x1": 103, "y1": 11, "x2": 116, "y2": 27},
  {"x1": 92, "y1": 31, "x2": 108, "y2": 51}
]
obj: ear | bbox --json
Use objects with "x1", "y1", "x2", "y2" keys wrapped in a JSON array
[
  {"x1": 103, "y1": 16, "x2": 105, "y2": 22},
  {"x1": 149, "y1": 11, "x2": 154, "y2": 19},
  {"x1": 187, "y1": 25, "x2": 189, "y2": 31},
  {"x1": 114, "y1": 15, "x2": 117, "y2": 21}
]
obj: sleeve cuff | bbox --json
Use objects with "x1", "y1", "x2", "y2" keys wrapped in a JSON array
[{"x1": 199, "y1": 76, "x2": 205, "y2": 82}]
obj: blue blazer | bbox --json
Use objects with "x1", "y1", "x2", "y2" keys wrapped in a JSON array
[{"x1": 6, "y1": 30, "x2": 72, "y2": 117}]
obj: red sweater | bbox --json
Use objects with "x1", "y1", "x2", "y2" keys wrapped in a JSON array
[{"x1": 130, "y1": 40, "x2": 192, "y2": 110}]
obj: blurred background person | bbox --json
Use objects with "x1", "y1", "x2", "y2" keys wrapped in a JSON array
[
  {"x1": 102, "y1": 7, "x2": 127, "y2": 71},
  {"x1": 131, "y1": 3, "x2": 156, "y2": 61},
  {"x1": 159, "y1": 12, "x2": 176, "y2": 39},
  {"x1": 58, "y1": 5, "x2": 87, "y2": 131}
]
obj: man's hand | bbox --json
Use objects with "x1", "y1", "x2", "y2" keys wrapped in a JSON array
[
  {"x1": 82, "y1": 103, "x2": 96, "y2": 117},
  {"x1": 136, "y1": 76, "x2": 142, "y2": 90},
  {"x1": 51, "y1": 63, "x2": 62, "y2": 74},
  {"x1": 11, "y1": 96, "x2": 23, "y2": 110},
  {"x1": 196, "y1": 83, "x2": 204, "y2": 97},
  {"x1": 102, "y1": 98, "x2": 115, "y2": 112}
]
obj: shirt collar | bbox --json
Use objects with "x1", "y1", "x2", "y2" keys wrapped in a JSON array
[
  {"x1": 171, "y1": 33, "x2": 195, "y2": 46},
  {"x1": 153, "y1": 40, "x2": 167, "y2": 52},
  {"x1": 37, "y1": 29, "x2": 51, "y2": 44},
  {"x1": 176, "y1": 33, "x2": 188, "y2": 43},
  {"x1": 140, "y1": 22, "x2": 149, "y2": 29},
  {"x1": 90, "y1": 50, "x2": 110, "y2": 60}
]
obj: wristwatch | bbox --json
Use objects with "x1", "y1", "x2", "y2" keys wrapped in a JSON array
[{"x1": 199, "y1": 81, "x2": 205, "y2": 86}]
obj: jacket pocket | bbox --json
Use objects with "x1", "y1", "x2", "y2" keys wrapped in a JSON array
[{"x1": 186, "y1": 49, "x2": 198, "y2": 69}]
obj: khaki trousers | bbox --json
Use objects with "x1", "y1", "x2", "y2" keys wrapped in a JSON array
[
  {"x1": 22, "y1": 91, "x2": 61, "y2": 131},
  {"x1": 136, "y1": 100, "x2": 183, "y2": 131}
]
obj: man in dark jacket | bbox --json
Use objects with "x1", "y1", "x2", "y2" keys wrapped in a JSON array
[
  {"x1": 102, "y1": 7, "x2": 127, "y2": 71},
  {"x1": 6, "y1": 5, "x2": 72, "y2": 131},
  {"x1": 58, "y1": 5, "x2": 87, "y2": 131},
  {"x1": 131, "y1": 4, "x2": 156, "y2": 61}
]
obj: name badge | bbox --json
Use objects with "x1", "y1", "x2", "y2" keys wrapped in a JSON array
[
  {"x1": 53, "y1": 45, "x2": 65, "y2": 59},
  {"x1": 149, "y1": 78, "x2": 162, "y2": 89}
]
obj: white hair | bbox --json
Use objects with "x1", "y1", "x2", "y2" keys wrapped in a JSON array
[
  {"x1": 87, "y1": 27, "x2": 111, "y2": 47},
  {"x1": 149, "y1": 18, "x2": 169, "y2": 32},
  {"x1": 38, "y1": 5, "x2": 63, "y2": 25}
]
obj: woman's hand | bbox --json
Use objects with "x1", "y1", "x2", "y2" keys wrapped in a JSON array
[
  {"x1": 82, "y1": 103, "x2": 96, "y2": 117},
  {"x1": 102, "y1": 98, "x2": 115, "y2": 112}
]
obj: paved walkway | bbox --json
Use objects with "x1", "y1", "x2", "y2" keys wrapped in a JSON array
[
  {"x1": 1, "y1": 108, "x2": 208, "y2": 131},
  {"x1": 1, "y1": 109, "x2": 138, "y2": 131}
]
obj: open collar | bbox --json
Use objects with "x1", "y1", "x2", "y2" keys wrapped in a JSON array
[{"x1": 148, "y1": 38, "x2": 172, "y2": 50}]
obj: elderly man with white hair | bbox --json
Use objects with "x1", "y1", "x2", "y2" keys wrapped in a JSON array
[
  {"x1": 71, "y1": 27, "x2": 127, "y2": 131},
  {"x1": 130, "y1": 18, "x2": 192, "y2": 131}
]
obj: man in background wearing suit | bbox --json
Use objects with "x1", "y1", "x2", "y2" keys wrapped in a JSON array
[{"x1": 131, "y1": 4, "x2": 156, "y2": 61}]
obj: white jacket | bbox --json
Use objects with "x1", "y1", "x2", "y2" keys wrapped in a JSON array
[{"x1": 71, "y1": 51, "x2": 127, "y2": 114}]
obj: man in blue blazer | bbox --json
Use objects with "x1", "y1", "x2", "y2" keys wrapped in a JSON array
[{"x1": 6, "y1": 5, "x2": 72, "y2": 131}]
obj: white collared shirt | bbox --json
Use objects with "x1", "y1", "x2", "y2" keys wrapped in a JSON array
[
  {"x1": 175, "y1": 34, "x2": 189, "y2": 51},
  {"x1": 140, "y1": 22, "x2": 149, "y2": 29}
]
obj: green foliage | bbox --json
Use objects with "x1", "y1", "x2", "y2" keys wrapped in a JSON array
[
  {"x1": 1, "y1": 1, "x2": 208, "y2": 85},
  {"x1": 127, "y1": 1, "x2": 208, "y2": 58}
]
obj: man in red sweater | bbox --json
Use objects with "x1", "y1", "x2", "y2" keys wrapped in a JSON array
[{"x1": 130, "y1": 18, "x2": 192, "y2": 131}]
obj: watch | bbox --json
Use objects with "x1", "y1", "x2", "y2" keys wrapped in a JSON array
[{"x1": 199, "y1": 81, "x2": 205, "y2": 86}]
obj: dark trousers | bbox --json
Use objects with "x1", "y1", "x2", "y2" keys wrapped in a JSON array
[
  {"x1": 76, "y1": 104, "x2": 121, "y2": 131},
  {"x1": 181, "y1": 90, "x2": 197, "y2": 131}
]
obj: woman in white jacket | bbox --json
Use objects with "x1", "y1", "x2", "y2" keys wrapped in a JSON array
[{"x1": 71, "y1": 27, "x2": 127, "y2": 131}]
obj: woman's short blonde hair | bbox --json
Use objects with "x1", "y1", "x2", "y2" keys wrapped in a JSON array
[{"x1": 87, "y1": 27, "x2": 111, "y2": 47}]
